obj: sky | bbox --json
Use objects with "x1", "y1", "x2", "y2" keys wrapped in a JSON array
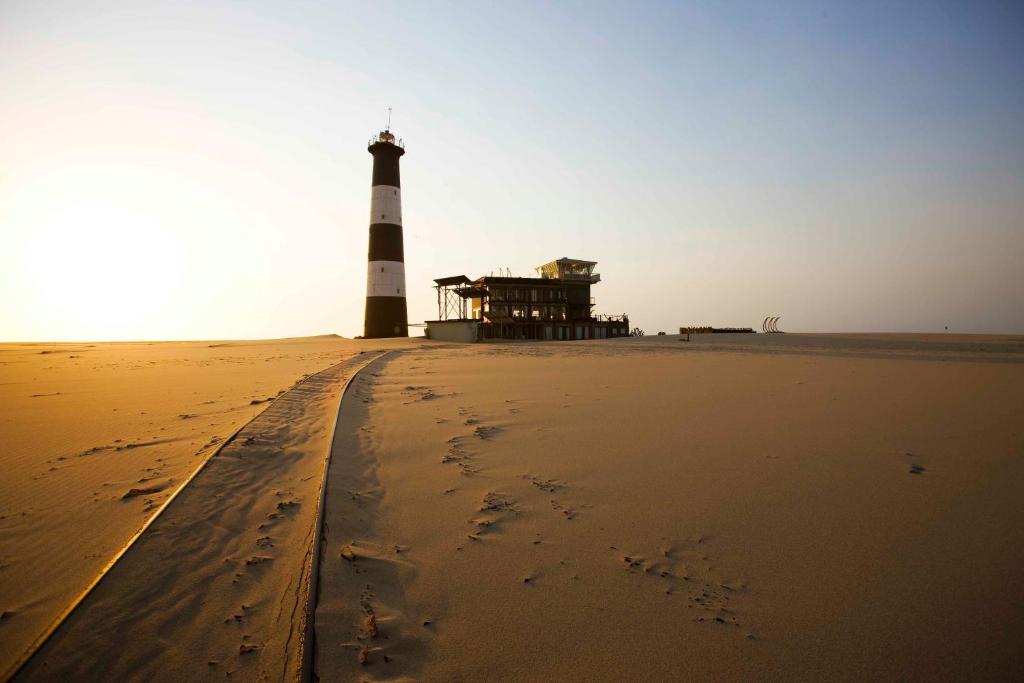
[{"x1": 1, "y1": 0, "x2": 1022, "y2": 341}]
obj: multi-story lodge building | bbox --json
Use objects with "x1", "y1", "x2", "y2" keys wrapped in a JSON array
[{"x1": 431, "y1": 258, "x2": 629, "y2": 341}]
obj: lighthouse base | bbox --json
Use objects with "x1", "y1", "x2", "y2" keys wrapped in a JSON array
[{"x1": 364, "y1": 296, "x2": 409, "y2": 338}]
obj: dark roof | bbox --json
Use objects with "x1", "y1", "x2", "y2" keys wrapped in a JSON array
[
  {"x1": 434, "y1": 275, "x2": 472, "y2": 286},
  {"x1": 454, "y1": 286, "x2": 488, "y2": 299},
  {"x1": 476, "y1": 276, "x2": 584, "y2": 286},
  {"x1": 538, "y1": 257, "x2": 597, "y2": 268}
]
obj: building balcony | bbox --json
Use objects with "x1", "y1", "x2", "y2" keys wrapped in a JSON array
[{"x1": 555, "y1": 272, "x2": 600, "y2": 283}]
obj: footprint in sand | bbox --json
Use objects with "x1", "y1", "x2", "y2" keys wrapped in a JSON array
[
  {"x1": 442, "y1": 436, "x2": 479, "y2": 476},
  {"x1": 522, "y1": 474, "x2": 566, "y2": 493},
  {"x1": 612, "y1": 539, "x2": 751, "y2": 632},
  {"x1": 258, "y1": 503, "x2": 297, "y2": 529},
  {"x1": 441, "y1": 437, "x2": 468, "y2": 463},
  {"x1": 401, "y1": 386, "x2": 438, "y2": 402},
  {"x1": 479, "y1": 491, "x2": 519, "y2": 513},
  {"x1": 358, "y1": 592, "x2": 379, "y2": 640},
  {"x1": 549, "y1": 499, "x2": 580, "y2": 520},
  {"x1": 473, "y1": 425, "x2": 501, "y2": 440},
  {"x1": 467, "y1": 492, "x2": 522, "y2": 539},
  {"x1": 902, "y1": 451, "x2": 928, "y2": 475}
]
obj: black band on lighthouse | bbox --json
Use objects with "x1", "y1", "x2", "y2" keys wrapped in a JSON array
[
  {"x1": 368, "y1": 224, "x2": 405, "y2": 261},
  {"x1": 369, "y1": 143, "x2": 402, "y2": 187},
  {"x1": 364, "y1": 297, "x2": 408, "y2": 339}
]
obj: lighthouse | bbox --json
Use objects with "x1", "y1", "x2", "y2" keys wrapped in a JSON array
[{"x1": 363, "y1": 127, "x2": 408, "y2": 338}]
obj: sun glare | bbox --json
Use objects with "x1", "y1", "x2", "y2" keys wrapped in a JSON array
[{"x1": 26, "y1": 204, "x2": 184, "y2": 337}]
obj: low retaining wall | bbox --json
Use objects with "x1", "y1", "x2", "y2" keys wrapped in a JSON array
[{"x1": 425, "y1": 320, "x2": 479, "y2": 343}]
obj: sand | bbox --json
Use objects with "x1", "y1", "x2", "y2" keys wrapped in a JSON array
[
  {"x1": 4, "y1": 333, "x2": 1023, "y2": 680},
  {"x1": 16, "y1": 352, "x2": 387, "y2": 681},
  {"x1": 313, "y1": 334, "x2": 1024, "y2": 681},
  {"x1": 0, "y1": 336, "x2": 371, "y2": 675}
]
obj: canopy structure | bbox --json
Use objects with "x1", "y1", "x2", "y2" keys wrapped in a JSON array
[
  {"x1": 433, "y1": 276, "x2": 478, "y2": 320},
  {"x1": 433, "y1": 275, "x2": 472, "y2": 287},
  {"x1": 536, "y1": 257, "x2": 601, "y2": 283}
]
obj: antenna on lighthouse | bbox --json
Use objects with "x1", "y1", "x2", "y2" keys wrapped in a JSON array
[{"x1": 385, "y1": 106, "x2": 392, "y2": 132}]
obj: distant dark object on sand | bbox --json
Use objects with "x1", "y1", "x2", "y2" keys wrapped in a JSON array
[{"x1": 680, "y1": 326, "x2": 755, "y2": 334}]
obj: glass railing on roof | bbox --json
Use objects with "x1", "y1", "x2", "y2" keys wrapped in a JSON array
[{"x1": 559, "y1": 272, "x2": 601, "y2": 282}]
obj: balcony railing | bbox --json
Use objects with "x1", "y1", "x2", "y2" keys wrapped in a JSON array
[
  {"x1": 554, "y1": 272, "x2": 600, "y2": 283},
  {"x1": 368, "y1": 133, "x2": 405, "y2": 149}
]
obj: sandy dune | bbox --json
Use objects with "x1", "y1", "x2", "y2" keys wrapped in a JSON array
[
  {"x1": 313, "y1": 334, "x2": 1024, "y2": 680},
  {"x1": 16, "y1": 352, "x2": 385, "y2": 681},
  {"x1": 3, "y1": 333, "x2": 1023, "y2": 681},
  {"x1": 0, "y1": 337, "x2": 361, "y2": 674}
]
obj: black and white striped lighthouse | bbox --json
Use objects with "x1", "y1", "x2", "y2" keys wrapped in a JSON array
[{"x1": 363, "y1": 127, "x2": 408, "y2": 338}]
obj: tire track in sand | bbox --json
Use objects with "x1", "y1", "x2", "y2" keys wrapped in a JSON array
[
  {"x1": 12, "y1": 352, "x2": 384, "y2": 683},
  {"x1": 312, "y1": 353, "x2": 431, "y2": 681}
]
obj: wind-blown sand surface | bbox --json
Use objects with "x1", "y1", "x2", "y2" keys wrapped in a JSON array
[
  {"x1": 3, "y1": 333, "x2": 1023, "y2": 681},
  {"x1": 17, "y1": 352, "x2": 386, "y2": 682},
  {"x1": 314, "y1": 334, "x2": 1024, "y2": 681},
  {"x1": 0, "y1": 336, "x2": 364, "y2": 673}
]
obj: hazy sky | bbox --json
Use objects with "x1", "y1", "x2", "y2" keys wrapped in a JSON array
[{"x1": 2, "y1": 1, "x2": 1022, "y2": 340}]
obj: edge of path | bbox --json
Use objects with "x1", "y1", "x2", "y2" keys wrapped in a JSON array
[{"x1": 4, "y1": 352, "x2": 382, "y2": 683}]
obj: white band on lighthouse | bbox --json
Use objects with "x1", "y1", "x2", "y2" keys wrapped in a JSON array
[
  {"x1": 370, "y1": 185, "x2": 402, "y2": 226},
  {"x1": 366, "y1": 260, "x2": 406, "y2": 297}
]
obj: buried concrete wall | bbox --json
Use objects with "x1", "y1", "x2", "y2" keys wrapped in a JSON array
[{"x1": 425, "y1": 320, "x2": 479, "y2": 343}]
